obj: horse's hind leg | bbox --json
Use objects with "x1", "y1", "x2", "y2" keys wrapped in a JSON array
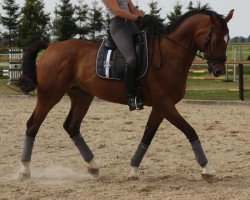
[
  {"x1": 63, "y1": 88, "x2": 99, "y2": 177},
  {"x1": 19, "y1": 91, "x2": 65, "y2": 180}
]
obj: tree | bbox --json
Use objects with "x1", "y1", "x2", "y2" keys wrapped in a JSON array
[
  {"x1": 88, "y1": 0, "x2": 105, "y2": 41},
  {"x1": 0, "y1": 32, "x2": 3, "y2": 47},
  {"x1": 247, "y1": 35, "x2": 250, "y2": 42},
  {"x1": 237, "y1": 36, "x2": 246, "y2": 43},
  {"x1": 103, "y1": 13, "x2": 111, "y2": 31},
  {"x1": 146, "y1": 0, "x2": 165, "y2": 33},
  {"x1": 148, "y1": 0, "x2": 162, "y2": 18},
  {"x1": 187, "y1": 1, "x2": 207, "y2": 11},
  {"x1": 18, "y1": 0, "x2": 50, "y2": 47},
  {"x1": 167, "y1": 1, "x2": 183, "y2": 24},
  {"x1": 53, "y1": 0, "x2": 77, "y2": 41},
  {"x1": 187, "y1": 1, "x2": 194, "y2": 11},
  {"x1": 75, "y1": 0, "x2": 89, "y2": 39},
  {"x1": 230, "y1": 36, "x2": 238, "y2": 43},
  {"x1": 0, "y1": 0, "x2": 20, "y2": 47}
]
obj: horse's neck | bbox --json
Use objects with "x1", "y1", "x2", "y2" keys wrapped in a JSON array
[{"x1": 160, "y1": 15, "x2": 210, "y2": 73}]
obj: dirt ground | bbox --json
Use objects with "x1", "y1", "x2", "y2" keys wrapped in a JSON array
[{"x1": 0, "y1": 95, "x2": 249, "y2": 200}]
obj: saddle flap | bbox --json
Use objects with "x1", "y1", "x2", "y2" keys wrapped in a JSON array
[{"x1": 96, "y1": 32, "x2": 149, "y2": 80}]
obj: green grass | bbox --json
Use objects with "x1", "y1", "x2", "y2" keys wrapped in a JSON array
[
  {"x1": 184, "y1": 90, "x2": 250, "y2": 101},
  {"x1": 227, "y1": 45, "x2": 250, "y2": 60},
  {"x1": 186, "y1": 65, "x2": 250, "y2": 101},
  {"x1": 1, "y1": 76, "x2": 249, "y2": 101}
]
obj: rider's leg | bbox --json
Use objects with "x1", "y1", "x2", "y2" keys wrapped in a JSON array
[{"x1": 110, "y1": 19, "x2": 143, "y2": 110}]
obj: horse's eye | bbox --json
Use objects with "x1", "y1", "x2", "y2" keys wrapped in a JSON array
[{"x1": 215, "y1": 40, "x2": 222, "y2": 45}]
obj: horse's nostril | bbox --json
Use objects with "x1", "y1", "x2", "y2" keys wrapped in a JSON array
[{"x1": 214, "y1": 71, "x2": 221, "y2": 77}]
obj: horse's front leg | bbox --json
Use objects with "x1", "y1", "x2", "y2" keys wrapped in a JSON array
[
  {"x1": 162, "y1": 103, "x2": 215, "y2": 181},
  {"x1": 128, "y1": 109, "x2": 164, "y2": 180}
]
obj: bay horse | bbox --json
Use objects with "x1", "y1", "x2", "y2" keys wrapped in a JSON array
[{"x1": 18, "y1": 7, "x2": 234, "y2": 181}]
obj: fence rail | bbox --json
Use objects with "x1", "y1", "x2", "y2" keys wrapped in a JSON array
[
  {"x1": 0, "y1": 47, "x2": 249, "y2": 100},
  {"x1": 192, "y1": 60, "x2": 250, "y2": 65},
  {"x1": 0, "y1": 49, "x2": 23, "y2": 83},
  {"x1": 191, "y1": 60, "x2": 249, "y2": 101}
]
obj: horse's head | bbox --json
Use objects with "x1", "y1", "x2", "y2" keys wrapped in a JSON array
[{"x1": 196, "y1": 10, "x2": 234, "y2": 77}]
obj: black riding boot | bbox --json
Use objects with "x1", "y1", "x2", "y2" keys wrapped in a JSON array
[{"x1": 124, "y1": 66, "x2": 143, "y2": 111}]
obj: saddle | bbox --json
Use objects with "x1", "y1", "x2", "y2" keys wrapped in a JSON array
[{"x1": 96, "y1": 31, "x2": 148, "y2": 80}]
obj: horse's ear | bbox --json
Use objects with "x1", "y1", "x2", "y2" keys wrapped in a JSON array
[{"x1": 224, "y1": 9, "x2": 234, "y2": 23}]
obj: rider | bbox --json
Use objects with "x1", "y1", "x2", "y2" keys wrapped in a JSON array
[{"x1": 102, "y1": 0, "x2": 152, "y2": 111}]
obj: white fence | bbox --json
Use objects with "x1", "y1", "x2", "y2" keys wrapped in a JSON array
[
  {"x1": 9, "y1": 49, "x2": 23, "y2": 82},
  {"x1": 0, "y1": 49, "x2": 23, "y2": 82}
]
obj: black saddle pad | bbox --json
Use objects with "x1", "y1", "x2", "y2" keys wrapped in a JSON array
[{"x1": 96, "y1": 32, "x2": 148, "y2": 80}]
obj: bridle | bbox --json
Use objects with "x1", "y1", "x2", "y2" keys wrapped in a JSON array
[
  {"x1": 160, "y1": 15, "x2": 228, "y2": 70},
  {"x1": 198, "y1": 19, "x2": 228, "y2": 72}
]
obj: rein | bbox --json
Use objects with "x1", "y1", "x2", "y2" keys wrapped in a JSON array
[
  {"x1": 161, "y1": 35, "x2": 188, "y2": 50},
  {"x1": 152, "y1": 17, "x2": 228, "y2": 68}
]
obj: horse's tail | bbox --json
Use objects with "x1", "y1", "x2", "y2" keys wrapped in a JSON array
[{"x1": 19, "y1": 41, "x2": 48, "y2": 94}]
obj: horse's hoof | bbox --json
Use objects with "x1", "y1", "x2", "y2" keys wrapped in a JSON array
[
  {"x1": 128, "y1": 167, "x2": 139, "y2": 181},
  {"x1": 201, "y1": 173, "x2": 215, "y2": 183},
  {"x1": 127, "y1": 175, "x2": 139, "y2": 181},
  {"x1": 201, "y1": 164, "x2": 215, "y2": 183},
  {"x1": 87, "y1": 167, "x2": 99, "y2": 178},
  {"x1": 17, "y1": 172, "x2": 31, "y2": 181}
]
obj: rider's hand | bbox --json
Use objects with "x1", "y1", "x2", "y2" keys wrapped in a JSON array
[{"x1": 136, "y1": 14, "x2": 154, "y2": 26}]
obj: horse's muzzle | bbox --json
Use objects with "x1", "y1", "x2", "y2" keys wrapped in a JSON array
[
  {"x1": 206, "y1": 55, "x2": 227, "y2": 77},
  {"x1": 208, "y1": 64, "x2": 226, "y2": 77}
]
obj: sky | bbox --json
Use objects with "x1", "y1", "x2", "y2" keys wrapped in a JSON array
[{"x1": 0, "y1": 0, "x2": 249, "y2": 37}]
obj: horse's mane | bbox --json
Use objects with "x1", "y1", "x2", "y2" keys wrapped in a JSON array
[{"x1": 163, "y1": 4, "x2": 225, "y2": 35}]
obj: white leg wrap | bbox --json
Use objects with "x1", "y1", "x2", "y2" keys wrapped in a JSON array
[
  {"x1": 201, "y1": 163, "x2": 216, "y2": 182},
  {"x1": 18, "y1": 162, "x2": 31, "y2": 180},
  {"x1": 87, "y1": 158, "x2": 99, "y2": 178},
  {"x1": 87, "y1": 158, "x2": 99, "y2": 169},
  {"x1": 202, "y1": 163, "x2": 216, "y2": 176},
  {"x1": 128, "y1": 166, "x2": 139, "y2": 180}
]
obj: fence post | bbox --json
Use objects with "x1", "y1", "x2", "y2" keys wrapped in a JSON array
[
  {"x1": 238, "y1": 64, "x2": 244, "y2": 101},
  {"x1": 233, "y1": 47, "x2": 237, "y2": 81}
]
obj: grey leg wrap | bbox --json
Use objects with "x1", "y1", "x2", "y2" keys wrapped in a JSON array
[
  {"x1": 21, "y1": 135, "x2": 35, "y2": 162},
  {"x1": 71, "y1": 133, "x2": 94, "y2": 163},
  {"x1": 191, "y1": 139, "x2": 208, "y2": 168},
  {"x1": 131, "y1": 142, "x2": 148, "y2": 167}
]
